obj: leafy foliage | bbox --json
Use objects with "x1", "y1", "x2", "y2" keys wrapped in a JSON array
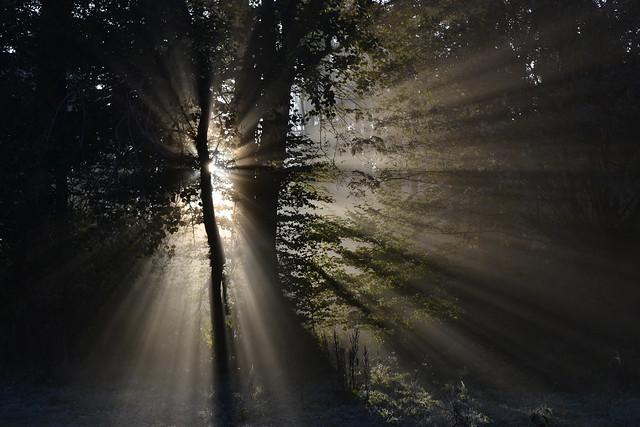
[{"x1": 367, "y1": 0, "x2": 640, "y2": 250}]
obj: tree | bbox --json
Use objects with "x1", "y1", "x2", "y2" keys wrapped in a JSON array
[
  {"x1": 0, "y1": 0, "x2": 200, "y2": 371},
  {"x1": 224, "y1": 0, "x2": 380, "y2": 288}
]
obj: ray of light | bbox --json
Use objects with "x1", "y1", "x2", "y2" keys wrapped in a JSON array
[{"x1": 79, "y1": 225, "x2": 215, "y2": 424}]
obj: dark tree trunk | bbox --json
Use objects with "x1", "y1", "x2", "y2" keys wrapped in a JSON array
[
  {"x1": 195, "y1": 78, "x2": 227, "y2": 320},
  {"x1": 227, "y1": 0, "x2": 343, "y2": 392},
  {"x1": 232, "y1": 0, "x2": 294, "y2": 279},
  {"x1": 195, "y1": 84, "x2": 225, "y2": 282},
  {"x1": 235, "y1": 79, "x2": 291, "y2": 285},
  {"x1": 193, "y1": 51, "x2": 233, "y2": 419}
]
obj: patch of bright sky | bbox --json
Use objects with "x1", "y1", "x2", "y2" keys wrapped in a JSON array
[{"x1": 208, "y1": 161, "x2": 234, "y2": 218}]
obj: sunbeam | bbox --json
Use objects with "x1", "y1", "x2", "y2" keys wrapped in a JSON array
[{"x1": 75, "y1": 225, "x2": 214, "y2": 425}]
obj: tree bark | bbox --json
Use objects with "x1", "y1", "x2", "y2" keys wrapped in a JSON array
[
  {"x1": 195, "y1": 83, "x2": 225, "y2": 281},
  {"x1": 194, "y1": 63, "x2": 231, "y2": 416}
]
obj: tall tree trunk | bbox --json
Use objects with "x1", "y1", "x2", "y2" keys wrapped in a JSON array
[
  {"x1": 234, "y1": 82, "x2": 338, "y2": 389},
  {"x1": 233, "y1": 0, "x2": 293, "y2": 279},
  {"x1": 229, "y1": 0, "x2": 341, "y2": 388},
  {"x1": 195, "y1": 80, "x2": 225, "y2": 284},
  {"x1": 254, "y1": 87, "x2": 290, "y2": 278},
  {"x1": 196, "y1": 94, "x2": 227, "y2": 283},
  {"x1": 234, "y1": 74, "x2": 291, "y2": 287},
  {"x1": 194, "y1": 65, "x2": 231, "y2": 415}
]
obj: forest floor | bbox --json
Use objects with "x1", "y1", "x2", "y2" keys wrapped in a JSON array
[
  {"x1": 0, "y1": 370, "x2": 388, "y2": 426},
  {"x1": 1, "y1": 376, "x2": 640, "y2": 426}
]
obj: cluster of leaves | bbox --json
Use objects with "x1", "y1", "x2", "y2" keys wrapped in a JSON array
[
  {"x1": 278, "y1": 172, "x2": 461, "y2": 338},
  {"x1": 362, "y1": 351, "x2": 445, "y2": 425}
]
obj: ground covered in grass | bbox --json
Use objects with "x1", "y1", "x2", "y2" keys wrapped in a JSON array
[{"x1": 2, "y1": 373, "x2": 640, "y2": 426}]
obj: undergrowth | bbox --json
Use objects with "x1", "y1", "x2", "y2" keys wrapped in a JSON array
[{"x1": 320, "y1": 328, "x2": 490, "y2": 426}]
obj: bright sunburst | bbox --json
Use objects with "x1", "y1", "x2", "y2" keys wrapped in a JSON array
[{"x1": 208, "y1": 161, "x2": 234, "y2": 217}]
